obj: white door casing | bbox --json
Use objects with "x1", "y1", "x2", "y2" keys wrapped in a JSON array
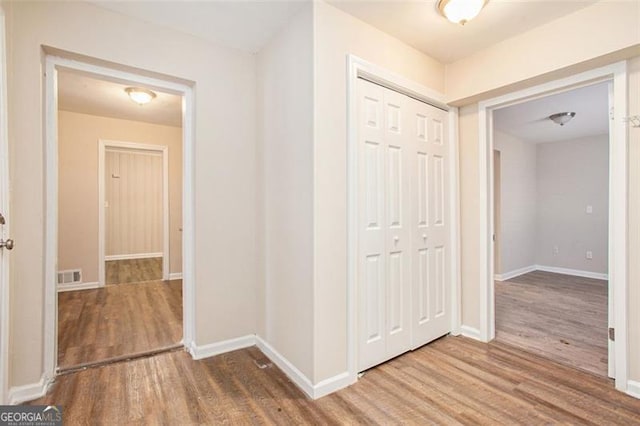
[
  {"x1": 477, "y1": 61, "x2": 628, "y2": 394},
  {"x1": 357, "y1": 78, "x2": 451, "y2": 372},
  {"x1": 44, "y1": 54, "x2": 196, "y2": 380}
]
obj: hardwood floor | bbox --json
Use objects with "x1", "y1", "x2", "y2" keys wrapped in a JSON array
[
  {"x1": 57, "y1": 279, "x2": 182, "y2": 369},
  {"x1": 106, "y1": 257, "x2": 162, "y2": 285},
  {"x1": 495, "y1": 270, "x2": 608, "y2": 377},
  {"x1": 33, "y1": 336, "x2": 640, "y2": 424}
]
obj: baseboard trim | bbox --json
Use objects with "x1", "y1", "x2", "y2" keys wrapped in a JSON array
[
  {"x1": 189, "y1": 335, "x2": 255, "y2": 360},
  {"x1": 8, "y1": 375, "x2": 49, "y2": 405},
  {"x1": 460, "y1": 325, "x2": 481, "y2": 341},
  {"x1": 105, "y1": 252, "x2": 163, "y2": 261},
  {"x1": 168, "y1": 273, "x2": 183, "y2": 280},
  {"x1": 627, "y1": 380, "x2": 640, "y2": 399},
  {"x1": 255, "y1": 336, "x2": 314, "y2": 399},
  {"x1": 187, "y1": 334, "x2": 353, "y2": 399},
  {"x1": 535, "y1": 265, "x2": 608, "y2": 281},
  {"x1": 495, "y1": 265, "x2": 536, "y2": 282},
  {"x1": 57, "y1": 281, "x2": 101, "y2": 292},
  {"x1": 313, "y1": 371, "x2": 354, "y2": 399}
]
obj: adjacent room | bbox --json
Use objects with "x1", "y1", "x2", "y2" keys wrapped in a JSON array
[
  {"x1": 56, "y1": 69, "x2": 184, "y2": 369},
  {"x1": 493, "y1": 82, "x2": 610, "y2": 377}
]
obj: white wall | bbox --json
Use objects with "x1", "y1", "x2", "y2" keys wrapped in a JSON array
[
  {"x1": 628, "y1": 56, "x2": 640, "y2": 380},
  {"x1": 494, "y1": 131, "x2": 537, "y2": 275},
  {"x1": 536, "y1": 135, "x2": 609, "y2": 274},
  {"x1": 494, "y1": 132, "x2": 609, "y2": 277},
  {"x1": 312, "y1": 0, "x2": 445, "y2": 383},
  {"x1": 256, "y1": 5, "x2": 314, "y2": 380},
  {"x1": 5, "y1": 1, "x2": 257, "y2": 388},
  {"x1": 446, "y1": 1, "x2": 640, "y2": 104}
]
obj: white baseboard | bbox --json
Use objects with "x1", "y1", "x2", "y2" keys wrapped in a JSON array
[
  {"x1": 627, "y1": 380, "x2": 640, "y2": 399},
  {"x1": 535, "y1": 265, "x2": 608, "y2": 281},
  {"x1": 255, "y1": 335, "x2": 314, "y2": 399},
  {"x1": 313, "y1": 371, "x2": 354, "y2": 399},
  {"x1": 168, "y1": 273, "x2": 183, "y2": 280},
  {"x1": 189, "y1": 335, "x2": 255, "y2": 360},
  {"x1": 495, "y1": 265, "x2": 536, "y2": 281},
  {"x1": 188, "y1": 334, "x2": 352, "y2": 399},
  {"x1": 105, "y1": 252, "x2": 163, "y2": 261},
  {"x1": 8, "y1": 375, "x2": 49, "y2": 405},
  {"x1": 57, "y1": 281, "x2": 101, "y2": 292},
  {"x1": 460, "y1": 325, "x2": 481, "y2": 341}
]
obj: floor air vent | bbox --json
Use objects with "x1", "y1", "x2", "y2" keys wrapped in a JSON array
[{"x1": 58, "y1": 269, "x2": 82, "y2": 285}]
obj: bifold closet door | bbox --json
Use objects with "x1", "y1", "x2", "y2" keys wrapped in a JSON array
[
  {"x1": 357, "y1": 78, "x2": 451, "y2": 373},
  {"x1": 357, "y1": 78, "x2": 412, "y2": 372},
  {"x1": 408, "y1": 96, "x2": 451, "y2": 348}
]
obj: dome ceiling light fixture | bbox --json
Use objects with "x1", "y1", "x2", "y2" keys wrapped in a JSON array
[
  {"x1": 549, "y1": 112, "x2": 576, "y2": 126},
  {"x1": 437, "y1": 0, "x2": 488, "y2": 25},
  {"x1": 125, "y1": 87, "x2": 156, "y2": 105}
]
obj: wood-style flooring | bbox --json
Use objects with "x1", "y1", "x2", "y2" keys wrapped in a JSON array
[
  {"x1": 33, "y1": 336, "x2": 640, "y2": 424},
  {"x1": 106, "y1": 257, "x2": 162, "y2": 285},
  {"x1": 57, "y1": 279, "x2": 182, "y2": 369},
  {"x1": 496, "y1": 270, "x2": 608, "y2": 377}
]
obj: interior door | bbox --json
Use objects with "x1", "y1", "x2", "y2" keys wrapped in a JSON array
[
  {"x1": 357, "y1": 78, "x2": 412, "y2": 371},
  {"x1": 409, "y1": 96, "x2": 451, "y2": 348}
]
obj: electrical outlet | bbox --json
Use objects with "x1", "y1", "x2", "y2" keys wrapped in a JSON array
[
  {"x1": 586, "y1": 251, "x2": 593, "y2": 260},
  {"x1": 553, "y1": 246, "x2": 559, "y2": 255},
  {"x1": 586, "y1": 205, "x2": 593, "y2": 214}
]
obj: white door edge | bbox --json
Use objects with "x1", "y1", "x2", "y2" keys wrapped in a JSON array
[
  {"x1": 477, "y1": 61, "x2": 628, "y2": 393},
  {"x1": 0, "y1": 7, "x2": 10, "y2": 405}
]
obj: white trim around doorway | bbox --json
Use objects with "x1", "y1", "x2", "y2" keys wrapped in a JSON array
[
  {"x1": 98, "y1": 140, "x2": 170, "y2": 286},
  {"x1": 477, "y1": 61, "x2": 629, "y2": 395},
  {"x1": 346, "y1": 54, "x2": 460, "y2": 388},
  {"x1": 43, "y1": 54, "x2": 196, "y2": 385}
]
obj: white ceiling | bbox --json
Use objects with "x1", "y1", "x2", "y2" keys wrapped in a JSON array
[
  {"x1": 494, "y1": 82, "x2": 609, "y2": 144},
  {"x1": 58, "y1": 69, "x2": 183, "y2": 127},
  {"x1": 91, "y1": 0, "x2": 309, "y2": 53},
  {"x1": 328, "y1": 0, "x2": 597, "y2": 63},
  {"x1": 90, "y1": 1, "x2": 597, "y2": 63}
]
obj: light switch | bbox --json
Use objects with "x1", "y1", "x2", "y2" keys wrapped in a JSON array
[
  {"x1": 586, "y1": 251, "x2": 593, "y2": 260},
  {"x1": 586, "y1": 205, "x2": 593, "y2": 214}
]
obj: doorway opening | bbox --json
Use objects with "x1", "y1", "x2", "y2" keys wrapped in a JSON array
[
  {"x1": 44, "y1": 54, "x2": 195, "y2": 379},
  {"x1": 478, "y1": 61, "x2": 628, "y2": 393},
  {"x1": 492, "y1": 82, "x2": 610, "y2": 377}
]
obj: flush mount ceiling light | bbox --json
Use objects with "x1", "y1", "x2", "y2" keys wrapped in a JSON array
[
  {"x1": 124, "y1": 87, "x2": 156, "y2": 105},
  {"x1": 437, "y1": 0, "x2": 488, "y2": 25},
  {"x1": 549, "y1": 112, "x2": 576, "y2": 126}
]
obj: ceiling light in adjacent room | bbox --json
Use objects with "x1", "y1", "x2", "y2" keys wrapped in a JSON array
[
  {"x1": 549, "y1": 112, "x2": 576, "y2": 126},
  {"x1": 125, "y1": 87, "x2": 156, "y2": 105},
  {"x1": 437, "y1": 0, "x2": 488, "y2": 25}
]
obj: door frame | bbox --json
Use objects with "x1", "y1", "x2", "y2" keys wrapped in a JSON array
[
  {"x1": 477, "y1": 61, "x2": 629, "y2": 393},
  {"x1": 0, "y1": 7, "x2": 9, "y2": 405},
  {"x1": 43, "y1": 54, "x2": 196, "y2": 380},
  {"x1": 346, "y1": 55, "x2": 460, "y2": 383},
  {"x1": 98, "y1": 140, "x2": 170, "y2": 286}
]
